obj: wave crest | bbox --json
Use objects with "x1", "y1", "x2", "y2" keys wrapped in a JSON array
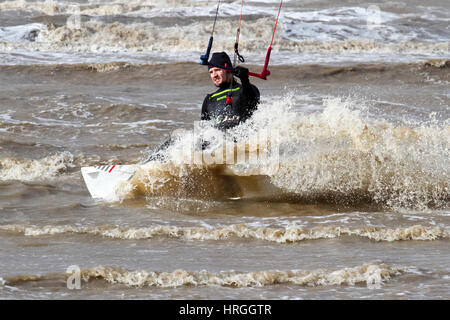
[
  {"x1": 1, "y1": 223, "x2": 447, "y2": 242},
  {"x1": 3, "y1": 263, "x2": 407, "y2": 289},
  {"x1": 0, "y1": 152, "x2": 75, "y2": 182}
]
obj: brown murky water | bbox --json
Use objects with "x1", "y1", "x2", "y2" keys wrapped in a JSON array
[{"x1": 0, "y1": 0, "x2": 449, "y2": 299}]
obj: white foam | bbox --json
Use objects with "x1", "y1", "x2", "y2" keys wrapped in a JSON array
[
  {"x1": 79, "y1": 263, "x2": 405, "y2": 288},
  {"x1": 0, "y1": 23, "x2": 47, "y2": 43}
]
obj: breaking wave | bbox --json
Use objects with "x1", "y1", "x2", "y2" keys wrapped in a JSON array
[
  {"x1": 3, "y1": 263, "x2": 407, "y2": 288},
  {"x1": 1, "y1": 224, "x2": 447, "y2": 242},
  {"x1": 0, "y1": 20, "x2": 448, "y2": 57},
  {"x1": 0, "y1": 152, "x2": 76, "y2": 182}
]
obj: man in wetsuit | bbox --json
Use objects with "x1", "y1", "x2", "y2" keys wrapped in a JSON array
[
  {"x1": 145, "y1": 52, "x2": 259, "y2": 162},
  {"x1": 201, "y1": 52, "x2": 260, "y2": 130}
]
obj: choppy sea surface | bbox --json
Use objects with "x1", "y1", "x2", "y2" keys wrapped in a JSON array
[{"x1": 0, "y1": 0, "x2": 449, "y2": 299}]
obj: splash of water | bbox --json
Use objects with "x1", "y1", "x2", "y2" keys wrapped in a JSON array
[{"x1": 130, "y1": 95, "x2": 449, "y2": 210}]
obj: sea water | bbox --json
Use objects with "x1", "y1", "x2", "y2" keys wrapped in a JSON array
[{"x1": 0, "y1": 0, "x2": 449, "y2": 299}]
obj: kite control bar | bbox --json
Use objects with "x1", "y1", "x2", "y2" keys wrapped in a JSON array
[
  {"x1": 248, "y1": 46, "x2": 272, "y2": 80},
  {"x1": 200, "y1": 36, "x2": 213, "y2": 65}
]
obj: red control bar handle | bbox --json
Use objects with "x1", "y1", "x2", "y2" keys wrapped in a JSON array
[{"x1": 248, "y1": 46, "x2": 272, "y2": 80}]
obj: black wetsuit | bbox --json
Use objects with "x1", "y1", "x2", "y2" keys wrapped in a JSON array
[{"x1": 201, "y1": 76, "x2": 260, "y2": 130}]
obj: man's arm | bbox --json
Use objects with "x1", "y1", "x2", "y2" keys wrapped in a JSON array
[
  {"x1": 201, "y1": 95, "x2": 210, "y2": 120},
  {"x1": 234, "y1": 66, "x2": 260, "y2": 120},
  {"x1": 234, "y1": 66, "x2": 260, "y2": 102}
]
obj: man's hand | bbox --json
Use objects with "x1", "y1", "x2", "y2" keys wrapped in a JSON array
[{"x1": 233, "y1": 66, "x2": 249, "y2": 79}]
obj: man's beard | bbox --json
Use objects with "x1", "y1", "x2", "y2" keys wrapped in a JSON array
[{"x1": 218, "y1": 77, "x2": 232, "y2": 89}]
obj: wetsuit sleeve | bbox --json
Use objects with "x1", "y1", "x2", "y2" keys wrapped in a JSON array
[
  {"x1": 201, "y1": 95, "x2": 210, "y2": 120},
  {"x1": 236, "y1": 68, "x2": 260, "y2": 104},
  {"x1": 237, "y1": 71, "x2": 260, "y2": 119}
]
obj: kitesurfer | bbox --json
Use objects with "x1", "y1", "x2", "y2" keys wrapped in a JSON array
[{"x1": 201, "y1": 51, "x2": 260, "y2": 130}]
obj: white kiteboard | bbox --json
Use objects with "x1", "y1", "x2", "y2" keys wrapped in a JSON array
[{"x1": 81, "y1": 164, "x2": 137, "y2": 202}]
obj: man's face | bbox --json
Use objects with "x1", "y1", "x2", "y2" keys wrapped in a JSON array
[{"x1": 209, "y1": 67, "x2": 232, "y2": 87}]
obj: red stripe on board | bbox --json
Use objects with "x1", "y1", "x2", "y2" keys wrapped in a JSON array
[{"x1": 108, "y1": 165, "x2": 116, "y2": 173}]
